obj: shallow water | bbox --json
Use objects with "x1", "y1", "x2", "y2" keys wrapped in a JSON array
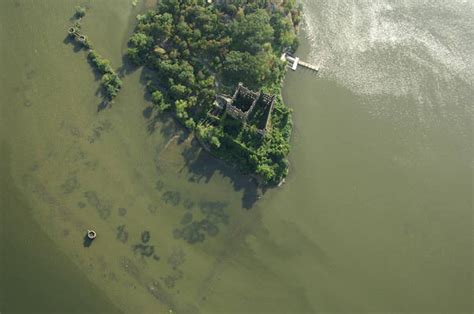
[{"x1": 1, "y1": 0, "x2": 472, "y2": 313}]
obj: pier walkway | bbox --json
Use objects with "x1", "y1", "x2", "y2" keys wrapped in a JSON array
[{"x1": 281, "y1": 53, "x2": 319, "y2": 72}]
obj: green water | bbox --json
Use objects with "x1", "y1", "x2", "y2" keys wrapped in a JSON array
[
  {"x1": 1, "y1": 155, "x2": 120, "y2": 313},
  {"x1": 1, "y1": 0, "x2": 472, "y2": 313}
]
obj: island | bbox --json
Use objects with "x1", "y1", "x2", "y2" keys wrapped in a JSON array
[{"x1": 128, "y1": 0, "x2": 302, "y2": 185}]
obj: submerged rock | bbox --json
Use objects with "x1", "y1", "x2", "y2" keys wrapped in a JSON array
[
  {"x1": 133, "y1": 243, "x2": 154, "y2": 257},
  {"x1": 141, "y1": 230, "x2": 151, "y2": 243},
  {"x1": 162, "y1": 191, "x2": 181, "y2": 206},
  {"x1": 116, "y1": 224, "x2": 129, "y2": 243},
  {"x1": 61, "y1": 175, "x2": 79, "y2": 194},
  {"x1": 180, "y1": 212, "x2": 193, "y2": 225},
  {"x1": 84, "y1": 191, "x2": 111, "y2": 220},
  {"x1": 118, "y1": 207, "x2": 127, "y2": 216}
]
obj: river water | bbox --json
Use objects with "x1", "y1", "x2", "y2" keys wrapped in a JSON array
[{"x1": 1, "y1": 0, "x2": 472, "y2": 313}]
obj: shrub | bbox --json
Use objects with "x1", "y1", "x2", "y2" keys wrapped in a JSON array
[{"x1": 75, "y1": 6, "x2": 86, "y2": 18}]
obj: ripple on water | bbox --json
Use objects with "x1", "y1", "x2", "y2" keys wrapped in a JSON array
[{"x1": 301, "y1": 0, "x2": 473, "y2": 129}]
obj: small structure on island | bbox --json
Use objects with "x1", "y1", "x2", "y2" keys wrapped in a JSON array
[
  {"x1": 215, "y1": 83, "x2": 276, "y2": 136},
  {"x1": 87, "y1": 229, "x2": 97, "y2": 240},
  {"x1": 83, "y1": 229, "x2": 97, "y2": 247},
  {"x1": 68, "y1": 27, "x2": 77, "y2": 36},
  {"x1": 253, "y1": 92, "x2": 276, "y2": 136},
  {"x1": 78, "y1": 34, "x2": 87, "y2": 43},
  {"x1": 67, "y1": 26, "x2": 90, "y2": 48},
  {"x1": 225, "y1": 83, "x2": 260, "y2": 120}
]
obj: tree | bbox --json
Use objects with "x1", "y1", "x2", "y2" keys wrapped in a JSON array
[
  {"x1": 170, "y1": 84, "x2": 187, "y2": 99},
  {"x1": 210, "y1": 136, "x2": 221, "y2": 148},
  {"x1": 271, "y1": 13, "x2": 296, "y2": 52},
  {"x1": 101, "y1": 73, "x2": 122, "y2": 100},
  {"x1": 88, "y1": 51, "x2": 113, "y2": 74},
  {"x1": 127, "y1": 47, "x2": 141, "y2": 64},
  {"x1": 175, "y1": 99, "x2": 189, "y2": 120},
  {"x1": 222, "y1": 50, "x2": 273, "y2": 89},
  {"x1": 185, "y1": 119, "x2": 196, "y2": 130},
  {"x1": 256, "y1": 163, "x2": 276, "y2": 183},
  {"x1": 151, "y1": 90, "x2": 164, "y2": 105},
  {"x1": 154, "y1": 13, "x2": 174, "y2": 39},
  {"x1": 129, "y1": 33, "x2": 151, "y2": 50},
  {"x1": 74, "y1": 6, "x2": 86, "y2": 18},
  {"x1": 151, "y1": 91, "x2": 171, "y2": 111},
  {"x1": 230, "y1": 9, "x2": 274, "y2": 53}
]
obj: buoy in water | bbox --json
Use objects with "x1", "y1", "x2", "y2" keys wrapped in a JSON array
[{"x1": 87, "y1": 229, "x2": 97, "y2": 240}]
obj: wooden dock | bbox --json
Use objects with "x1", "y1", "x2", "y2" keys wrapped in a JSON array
[
  {"x1": 297, "y1": 60, "x2": 319, "y2": 71},
  {"x1": 281, "y1": 53, "x2": 319, "y2": 72}
]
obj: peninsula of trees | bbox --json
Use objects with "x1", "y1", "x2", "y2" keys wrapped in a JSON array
[
  {"x1": 68, "y1": 7, "x2": 122, "y2": 105},
  {"x1": 128, "y1": 0, "x2": 302, "y2": 185}
]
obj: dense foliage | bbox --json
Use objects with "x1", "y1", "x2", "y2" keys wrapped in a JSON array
[
  {"x1": 128, "y1": 0, "x2": 302, "y2": 185},
  {"x1": 87, "y1": 50, "x2": 123, "y2": 101},
  {"x1": 68, "y1": 11, "x2": 122, "y2": 104},
  {"x1": 74, "y1": 6, "x2": 86, "y2": 18}
]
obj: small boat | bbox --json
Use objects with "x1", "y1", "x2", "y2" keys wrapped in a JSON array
[{"x1": 87, "y1": 229, "x2": 97, "y2": 240}]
